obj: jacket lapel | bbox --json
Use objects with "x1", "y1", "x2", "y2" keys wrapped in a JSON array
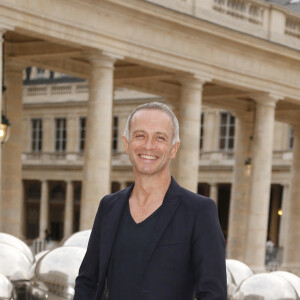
[
  {"x1": 141, "y1": 178, "x2": 182, "y2": 280},
  {"x1": 99, "y1": 184, "x2": 134, "y2": 280}
]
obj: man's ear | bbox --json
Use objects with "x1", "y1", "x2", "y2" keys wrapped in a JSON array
[
  {"x1": 122, "y1": 136, "x2": 129, "y2": 154},
  {"x1": 170, "y1": 142, "x2": 180, "y2": 159}
]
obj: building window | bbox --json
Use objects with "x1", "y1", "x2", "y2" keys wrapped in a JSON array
[
  {"x1": 79, "y1": 117, "x2": 86, "y2": 152},
  {"x1": 31, "y1": 119, "x2": 42, "y2": 152},
  {"x1": 55, "y1": 118, "x2": 67, "y2": 152},
  {"x1": 36, "y1": 68, "x2": 45, "y2": 79},
  {"x1": 200, "y1": 112, "x2": 204, "y2": 150},
  {"x1": 113, "y1": 116, "x2": 118, "y2": 152},
  {"x1": 219, "y1": 112, "x2": 235, "y2": 150},
  {"x1": 288, "y1": 127, "x2": 293, "y2": 149}
]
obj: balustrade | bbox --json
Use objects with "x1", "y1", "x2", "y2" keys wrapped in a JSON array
[
  {"x1": 285, "y1": 17, "x2": 300, "y2": 39},
  {"x1": 213, "y1": 0, "x2": 264, "y2": 25}
]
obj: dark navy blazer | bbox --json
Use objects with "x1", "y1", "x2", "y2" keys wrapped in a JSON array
[{"x1": 74, "y1": 178, "x2": 227, "y2": 300}]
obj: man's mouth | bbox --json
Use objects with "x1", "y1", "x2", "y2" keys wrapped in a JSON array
[{"x1": 139, "y1": 154, "x2": 157, "y2": 160}]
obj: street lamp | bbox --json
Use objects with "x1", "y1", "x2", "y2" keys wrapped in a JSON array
[{"x1": 0, "y1": 113, "x2": 10, "y2": 143}]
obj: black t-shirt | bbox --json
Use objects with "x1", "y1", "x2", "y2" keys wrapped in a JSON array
[{"x1": 107, "y1": 200, "x2": 161, "y2": 300}]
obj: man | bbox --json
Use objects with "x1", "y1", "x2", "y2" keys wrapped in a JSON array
[{"x1": 74, "y1": 102, "x2": 227, "y2": 300}]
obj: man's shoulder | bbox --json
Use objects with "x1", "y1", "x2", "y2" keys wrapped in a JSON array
[
  {"x1": 176, "y1": 182, "x2": 216, "y2": 210},
  {"x1": 100, "y1": 185, "x2": 132, "y2": 207}
]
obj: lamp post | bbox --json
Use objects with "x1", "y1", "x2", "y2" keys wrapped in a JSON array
[{"x1": 1, "y1": 35, "x2": 10, "y2": 144}]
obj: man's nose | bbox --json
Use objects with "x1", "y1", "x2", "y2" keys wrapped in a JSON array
[{"x1": 143, "y1": 136, "x2": 155, "y2": 149}]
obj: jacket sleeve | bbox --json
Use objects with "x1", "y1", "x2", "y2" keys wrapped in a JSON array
[
  {"x1": 74, "y1": 199, "x2": 104, "y2": 300},
  {"x1": 192, "y1": 199, "x2": 227, "y2": 300}
]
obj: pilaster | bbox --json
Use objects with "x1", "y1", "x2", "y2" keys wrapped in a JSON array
[
  {"x1": 203, "y1": 110, "x2": 219, "y2": 152},
  {"x1": 118, "y1": 114, "x2": 128, "y2": 152},
  {"x1": 66, "y1": 115, "x2": 78, "y2": 153},
  {"x1": 42, "y1": 115, "x2": 54, "y2": 153}
]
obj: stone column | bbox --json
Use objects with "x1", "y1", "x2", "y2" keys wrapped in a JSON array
[
  {"x1": 1, "y1": 60, "x2": 24, "y2": 238},
  {"x1": 209, "y1": 183, "x2": 218, "y2": 205},
  {"x1": 64, "y1": 180, "x2": 74, "y2": 239},
  {"x1": 244, "y1": 95, "x2": 278, "y2": 272},
  {"x1": 80, "y1": 52, "x2": 118, "y2": 229},
  {"x1": 282, "y1": 126, "x2": 300, "y2": 275},
  {"x1": 39, "y1": 180, "x2": 49, "y2": 239},
  {"x1": 227, "y1": 112, "x2": 254, "y2": 261},
  {"x1": 278, "y1": 184, "x2": 289, "y2": 248},
  {"x1": 175, "y1": 77, "x2": 205, "y2": 192}
]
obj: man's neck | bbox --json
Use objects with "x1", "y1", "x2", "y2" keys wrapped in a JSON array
[{"x1": 131, "y1": 173, "x2": 171, "y2": 207}]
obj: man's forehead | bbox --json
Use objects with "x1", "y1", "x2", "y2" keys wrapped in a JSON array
[
  {"x1": 131, "y1": 109, "x2": 172, "y2": 123},
  {"x1": 130, "y1": 109, "x2": 173, "y2": 134}
]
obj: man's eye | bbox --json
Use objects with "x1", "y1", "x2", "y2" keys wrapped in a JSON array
[
  {"x1": 135, "y1": 134, "x2": 144, "y2": 138},
  {"x1": 158, "y1": 136, "x2": 165, "y2": 140}
]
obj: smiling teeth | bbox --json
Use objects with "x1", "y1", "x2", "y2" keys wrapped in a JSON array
[{"x1": 140, "y1": 155, "x2": 156, "y2": 160}]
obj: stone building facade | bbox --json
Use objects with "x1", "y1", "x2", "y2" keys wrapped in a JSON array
[
  {"x1": 0, "y1": 0, "x2": 299, "y2": 274},
  {"x1": 21, "y1": 68, "x2": 292, "y2": 249}
]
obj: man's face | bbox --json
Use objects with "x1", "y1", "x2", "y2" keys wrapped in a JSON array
[{"x1": 123, "y1": 109, "x2": 180, "y2": 177}]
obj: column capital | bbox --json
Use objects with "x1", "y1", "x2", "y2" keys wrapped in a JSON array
[
  {"x1": 292, "y1": 123, "x2": 300, "y2": 133},
  {"x1": 86, "y1": 50, "x2": 123, "y2": 68},
  {"x1": 178, "y1": 73, "x2": 210, "y2": 90},
  {"x1": 0, "y1": 26, "x2": 14, "y2": 37},
  {"x1": 250, "y1": 92, "x2": 282, "y2": 107}
]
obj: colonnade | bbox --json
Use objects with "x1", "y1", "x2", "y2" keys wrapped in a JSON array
[{"x1": 0, "y1": 36, "x2": 299, "y2": 274}]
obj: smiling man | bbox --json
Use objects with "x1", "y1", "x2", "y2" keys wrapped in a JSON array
[{"x1": 74, "y1": 102, "x2": 227, "y2": 300}]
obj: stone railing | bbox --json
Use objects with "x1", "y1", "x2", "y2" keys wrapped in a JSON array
[
  {"x1": 146, "y1": 0, "x2": 300, "y2": 46},
  {"x1": 285, "y1": 16, "x2": 300, "y2": 39},
  {"x1": 213, "y1": 0, "x2": 264, "y2": 25},
  {"x1": 24, "y1": 82, "x2": 89, "y2": 97}
]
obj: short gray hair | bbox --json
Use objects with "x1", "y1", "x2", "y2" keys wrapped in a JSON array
[{"x1": 123, "y1": 102, "x2": 180, "y2": 145}]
